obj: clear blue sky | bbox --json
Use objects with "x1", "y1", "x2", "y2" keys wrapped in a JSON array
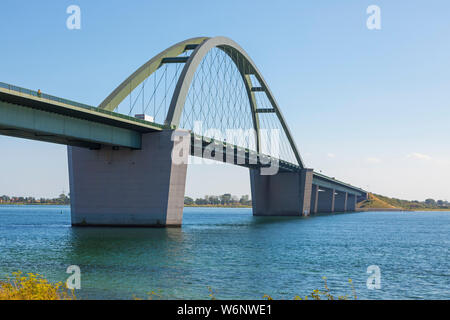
[{"x1": 1, "y1": 0, "x2": 449, "y2": 201}]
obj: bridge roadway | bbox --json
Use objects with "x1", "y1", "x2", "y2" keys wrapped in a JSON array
[{"x1": 0, "y1": 81, "x2": 367, "y2": 226}]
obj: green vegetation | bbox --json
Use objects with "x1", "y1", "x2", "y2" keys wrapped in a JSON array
[
  {"x1": 2, "y1": 191, "x2": 447, "y2": 212},
  {"x1": 1, "y1": 271, "x2": 354, "y2": 301},
  {"x1": 184, "y1": 194, "x2": 252, "y2": 207},
  {"x1": 137, "y1": 277, "x2": 357, "y2": 300},
  {"x1": 188, "y1": 192, "x2": 450, "y2": 211},
  {"x1": 358, "y1": 193, "x2": 398, "y2": 209},
  {"x1": 0, "y1": 193, "x2": 70, "y2": 205},
  {"x1": 264, "y1": 277, "x2": 357, "y2": 300},
  {"x1": 358, "y1": 193, "x2": 450, "y2": 211},
  {"x1": 376, "y1": 194, "x2": 450, "y2": 210}
]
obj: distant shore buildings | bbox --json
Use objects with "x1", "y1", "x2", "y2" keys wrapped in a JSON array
[{"x1": 0, "y1": 194, "x2": 70, "y2": 205}]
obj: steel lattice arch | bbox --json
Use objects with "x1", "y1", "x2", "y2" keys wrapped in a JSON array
[{"x1": 98, "y1": 36, "x2": 304, "y2": 168}]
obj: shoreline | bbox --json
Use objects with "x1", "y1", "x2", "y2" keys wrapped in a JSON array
[
  {"x1": 1, "y1": 203, "x2": 448, "y2": 212},
  {"x1": 0, "y1": 203, "x2": 68, "y2": 206},
  {"x1": 185, "y1": 204, "x2": 252, "y2": 208},
  {"x1": 358, "y1": 207, "x2": 450, "y2": 212}
]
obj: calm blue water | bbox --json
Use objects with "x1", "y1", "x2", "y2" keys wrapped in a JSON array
[{"x1": 0, "y1": 205, "x2": 448, "y2": 300}]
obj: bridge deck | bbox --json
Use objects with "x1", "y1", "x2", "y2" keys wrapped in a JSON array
[
  {"x1": 312, "y1": 172, "x2": 365, "y2": 196},
  {"x1": 0, "y1": 83, "x2": 164, "y2": 132},
  {"x1": 0, "y1": 81, "x2": 366, "y2": 197}
]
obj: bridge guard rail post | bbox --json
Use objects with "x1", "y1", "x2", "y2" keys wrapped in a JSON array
[
  {"x1": 249, "y1": 168, "x2": 313, "y2": 216},
  {"x1": 68, "y1": 129, "x2": 189, "y2": 227}
]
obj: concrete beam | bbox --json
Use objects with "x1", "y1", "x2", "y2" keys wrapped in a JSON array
[
  {"x1": 312, "y1": 174, "x2": 364, "y2": 197},
  {"x1": 0, "y1": 86, "x2": 163, "y2": 132},
  {"x1": 68, "y1": 130, "x2": 189, "y2": 227},
  {"x1": 250, "y1": 168, "x2": 313, "y2": 216},
  {"x1": 0, "y1": 100, "x2": 142, "y2": 149}
]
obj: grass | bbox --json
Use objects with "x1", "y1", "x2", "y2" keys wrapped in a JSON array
[
  {"x1": 357, "y1": 193, "x2": 399, "y2": 209},
  {"x1": 0, "y1": 271, "x2": 76, "y2": 300},
  {"x1": 358, "y1": 193, "x2": 450, "y2": 211},
  {"x1": 374, "y1": 193, "x2": 450, "y2": 211}
]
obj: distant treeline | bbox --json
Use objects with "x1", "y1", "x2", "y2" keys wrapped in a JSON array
[
  {"x1": 185, "y1": 194, "x2": 251, "y2": 206},
  {"x1": 0, "y1": 194, "x2": 70, "y2": 205}
]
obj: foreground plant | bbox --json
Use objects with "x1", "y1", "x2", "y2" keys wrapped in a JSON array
[
  {"x1": 264, "y1": 277, "x2": 357, "y2": 300},
  {"x1": 0, "y1": 271, "x2": 75, "y2": 300}
]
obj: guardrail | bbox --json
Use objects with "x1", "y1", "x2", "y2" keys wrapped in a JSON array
[
  {"x1": 0, "y1": 82, "x2": 166, "y2": 129},
  {"x1": 313, "y1": 171, "x2": 366, "y2": 193},
  {"x1": 190, "y1": 133, "x2": 300, "y2": 172}
]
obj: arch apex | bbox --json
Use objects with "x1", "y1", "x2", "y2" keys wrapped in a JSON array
[{"x1": 98, "y1": 36, "x2": 210, "y2": 111}]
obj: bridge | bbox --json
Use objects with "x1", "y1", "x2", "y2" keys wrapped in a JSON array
[{"x1": 0, "y1": 36, "x2": 367, "y2": 227}]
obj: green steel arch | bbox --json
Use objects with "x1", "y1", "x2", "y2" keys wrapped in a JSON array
[
  {"x1": 98, "y1": 37, "x2": 208, "y2": 111},
  {"x1": 99, "y1": 36, "x2": 304, "y2": 168}
]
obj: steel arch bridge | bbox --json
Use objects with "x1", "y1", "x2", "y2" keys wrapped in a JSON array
[
  {"x1": 97, "y1": 36, "x2": 303, "y2": 172},
  {"x1": 0, "y1": 36, "x2": 367, "y2": 227}
]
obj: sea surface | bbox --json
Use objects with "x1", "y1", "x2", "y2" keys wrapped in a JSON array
[{"x1": 0, "y1": 205, "x2": 448, "y2": 300}]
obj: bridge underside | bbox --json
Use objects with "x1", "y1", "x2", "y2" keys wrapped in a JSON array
[
  {"x1": 67, "y1": 130, "x2": 365, "y2": 227},
  {"x1": 250, "y1": 168, "x2": 314, "y2": 216},
  {"x1": 250, "y1": 169, "x2": 363, "y2": 218}
]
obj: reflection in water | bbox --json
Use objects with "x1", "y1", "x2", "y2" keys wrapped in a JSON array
[
  {"x1": 67, "y1": 227, "x2": 186, "y2": 258},
  {"x1": 0, "y1": 206, "x2": 449, "y2": 299},
  {"x1": 63, "y1": 227, "x2": 193, "y2": 299}
]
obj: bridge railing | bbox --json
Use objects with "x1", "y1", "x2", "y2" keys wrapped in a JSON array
[
  {"x1": 313, "y1": 171, "x2": 366, "y2": 194},
  {"x1": 189, "y1": 133, "x2": 301, "y2": 172},
  {"x1": 0, "y1": 81, "x2": 166, "y2": 129}
]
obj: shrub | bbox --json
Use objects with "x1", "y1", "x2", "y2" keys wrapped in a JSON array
[
  {"x1": 0, "y1": 271, "x2": 76, "y2": 300},
  {"x1": 264, "y1": 277, "x2": 357, "y2": 300}
]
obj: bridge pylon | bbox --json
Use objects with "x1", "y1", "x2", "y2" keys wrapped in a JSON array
[
  {"x1": 68, "y1": 130, "x2": 189, "y2": 227},
  {"x1": 250, "y1": 168, "x2": 314, "y2": 216}
]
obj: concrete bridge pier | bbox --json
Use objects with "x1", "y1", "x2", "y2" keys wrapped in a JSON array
[
  {"x1": 68, "y1": 130, "x2": 189, "y2": 227},
  {"x1": 347, "y1": 194, "x2": 357, "y2": 211},
  {"x1": 250, "y1": 168, "x2": 314, "y2": 216},
  {"x1": 317, "y1": 187, "x2": 335, "y2": 213},
  {"x1": 334, "y1": 191, "x2": 348, "y2": 212},
  {"x1": 310, "y1": 184, "x2": 319, "y2": 214}
]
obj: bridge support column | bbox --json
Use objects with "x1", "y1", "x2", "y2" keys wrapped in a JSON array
[
  {"x1": 310, "y1": 184, "x2": 319, "y2": 214},
  {"x1": 317, "y1": 187, "x2": 335, "y2": 213},
  {"x1": 358, "y1": 193, "x2": 369, "y2": 202},
  {"x1": 334, "y1": 192, "x2": 348, "y2": 212},
  {"x1": 68, "y1": 130, "x2": 189, "y2": 227},
  {"x1": 347, "y1": 194, "x2": 357, "y2": 212},
  {"x1": 250, "y1": 168, "x2": 313, "y2": 216}
]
